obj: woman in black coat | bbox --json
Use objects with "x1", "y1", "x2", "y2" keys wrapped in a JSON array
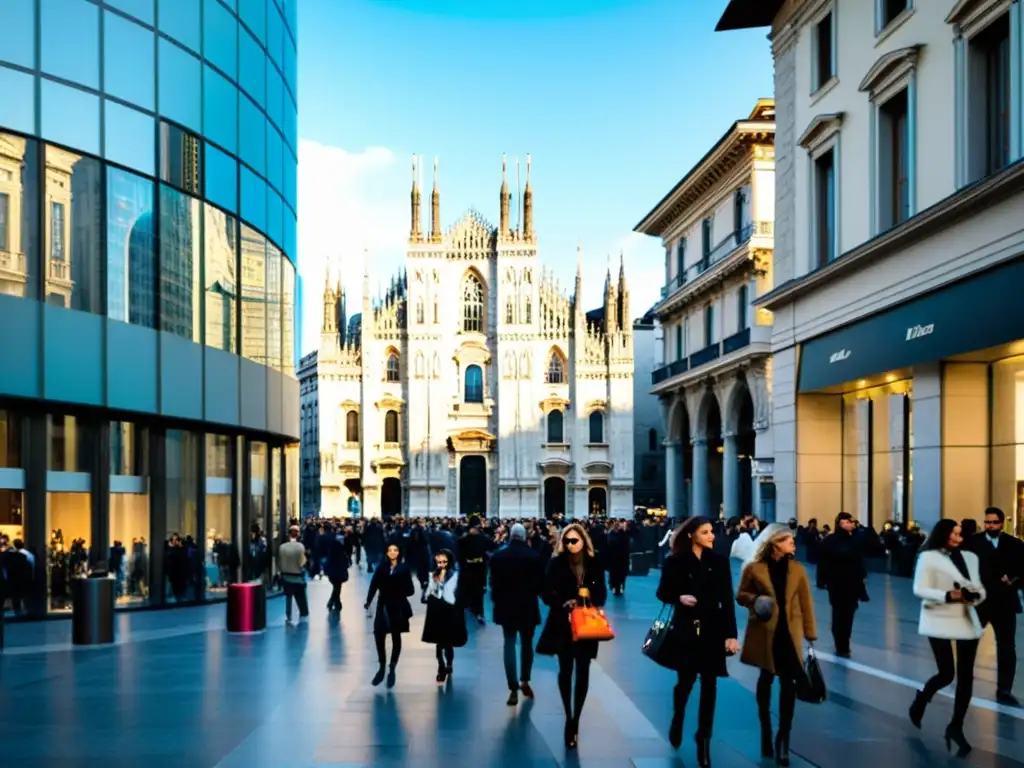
[
  {"x1": 324, "y1": 529, "x2": 349, "y2": 612},
  {"x1": 657, "y1": 516, "x2": 739, "y2": 767},
  {"x1": 364, "y1": 543, "x2": 415, "y2": 688},
  {"x1": 421, "y1": 549, "x2": 467, "y2": 683},
  {"x1": 536, "y1": 523, "x2": 608, "y2": 749}
]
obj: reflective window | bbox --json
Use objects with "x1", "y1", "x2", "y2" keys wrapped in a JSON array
[
  {"x1": 205, "y1": 143, "x2": 237, "y2": 213},
  {"x1": 106, "y1": 168, "x2": 155, "y2": 327},
  {"x1": 283, "y1": 32, "x2": 297, "y2": 95},
  {"x1": 266, "y1": 188, "x2": 281, "y2": 248},
  {"x1": 0, "y1": 133, "x2": 40, "y2": 301},
  {"x1": 281, "y1": 255, "x2": 294, "y2": 375},
  {"x1": 41, "y1": 0, "x2": 99, "y2": 89},
  {"x1": 203, "y1": 0, "x2": 237, "y2": 81},
  {"x1": 0, "y1": 0, "x2": 36, "y2": 68},
  {"x1": 109, "y1": 420, "x2": 151, "y2": 607},
  {"x1": 165, "y1": 429, "x2": 200, "y2": 603},
  {"x1": 283, "y1": 146, "x2": 296, "y2": 208},
  {"x1": 105, "y1": 0, "x2": 154, "y2": 25},
  {"x1": 246, "y1": 440, "x2": 268, "y2": 583},
  {"x1": 239, "y1": 95, "x2": 266, "y2": 175},
  {"x1": 45, "y1": 147, "x2": 102, "y2": 313},
  {"x1": 158, "y1": 39, "x2": 201, "y2": 133},
  {"x1": 266, "y1": 243, "x2": 281, "y2": 370},
  {"x1": 158, "y1": 0, "x2": 201, "y2": 53},
  {"x1": 239, "y1": 28, "x2": 266, "y2": 106},
  {"x1": 267, "y1": 2, "x2": 284, "y2": 67},
  {"x1": 239, "y1": 0, "x2": 266, "y2": 44},
  {"x1": 105, "y1": 100, "x2": 155, "y2": 176},
  {"x1": 41, "y1": 80, "x2": 100, "y2": 156},
  {"x1": 0, "y1": 67, "x2": 35, "y2": 136},
  {"x1": 204, "y1": 205, "x2": 238, "y2": 352},
  {"x1": 283, "y1": 93, "x2": 297, "y2": 151},
  {"x1": 240, "y1": 224, "x2": 266, "y2": 364},
  {"x1": 104, "y1": 11, "x2": 155, "y2": 109},
  {"x1": 266, "y1": 65, "x2": 284, "y2": 128},
  {"x1": 991, "y1": 357, "x2": 1024, "y2": 537},
  {"x1": 159, "y1": 122, "x2": 202, "y2": 195},
  {"x1": 283, "y1": 206, "x2": 295, "y2": 261},
  {"x1": 240, "y1": 165, "x2": 266, "y2": 232},
  {"x1": 47, "y1": 488, "x2": 92, "y2": 610},
  {"x1": 203, "y1": 65, "x2": 237, "y2": 153},
  {"x1": 266, "y1": 127, "x2": 282, "y2": 191},
  {"x1": 158, "y1": 184, "x2": 201, "y2": 342},
  {"x1": 0, "y1": 409, "x2": 23, "y2": 468}
]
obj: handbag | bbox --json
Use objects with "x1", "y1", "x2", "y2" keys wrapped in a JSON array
[
  {"x1": 795, "y1": 645, "x2": 827, "y2": 704},
  {"x1": 641, "y1": 604, "x2": 678, "y2": 669},
  {"x1": 569, "y1": 587, "x2": 615, "y2": 642}
]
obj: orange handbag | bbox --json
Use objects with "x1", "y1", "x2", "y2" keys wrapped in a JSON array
[{"x1": 570, "y1": 587, "x2": 615, "y2": 642}]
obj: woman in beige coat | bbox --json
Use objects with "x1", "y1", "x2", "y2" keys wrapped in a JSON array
[{"x1": 736, "y1": 524, "x2": 817, "y2": 768}]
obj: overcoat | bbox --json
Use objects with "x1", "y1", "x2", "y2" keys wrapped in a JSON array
[
  {"x1": 913, "y1": 549, "x2": 986, "y2": 640},
  {"x1": 365, "y1": 561, "x2": 415, "y2": 634},
  {"x1": 422, "y1": 570, "x2": 468, "y2": 647},
  {"x1": 736, "y1": 558, "x2": 817, "y2": 676},
  {"x1": 536, "y1": 553, "x2": 608, "y2": 660}
]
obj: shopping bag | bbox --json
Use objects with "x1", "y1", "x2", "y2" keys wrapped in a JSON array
[
  {"x1": 570, "y1": 603, "x2": 615, "y2": 642},
  {"x1": 641, "y1": 604, "x2": 678, "y2": 669},
  {"x1": 795, "y1": 646, "x2": 827, "y2": 704}
]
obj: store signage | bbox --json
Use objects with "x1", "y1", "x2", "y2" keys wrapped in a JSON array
[
  {"x1": 905, "y1": 323, "x2": 934, "y2": 341},
  {"x1": 829, "y1": 349, "x2": 851, "y2": 364}
]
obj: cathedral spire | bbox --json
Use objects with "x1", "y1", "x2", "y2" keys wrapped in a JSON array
[
  {"x1": 499, "y1": 154, "x2": 510, "y2": 239},
  {"x1": 430, "y1": 156, "x2": 442, "y2": 243},
  {"x1": 362, "y1": 257, "x2": 371, "y2": 312},
  {"x1": 322, "y1": 257, "x2": 337, "y2": 334},
  {"x1": 523, "y1": 153, "x2": 534, "y2": 242},
  {"x1": 618, "y1": 251, "x2": 630, "y2": 331},
  {"x1": 409, "y1": 155, "x2": 423, "y2": 243},
  {"x1": 604, "y1": 256, "x2": 618, "y2": 334},
  {"x1": 574, "y1": 240, "x2": 583, "y2": 317}
]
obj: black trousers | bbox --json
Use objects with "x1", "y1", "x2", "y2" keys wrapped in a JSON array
[
  {"x1": 757, "y1": 671, "x2": 796, "y2": 738},
  {"x1": 983, "y1": 608, "x2": 1018, "y2": 693},
  {"x1": 675, "y1": 669, "x2": 718, "y2": 738},
  {"x1": 435, "y1": 644, "x2": 454, "y2": 667},
  {"x1": 327, "y1": 581, "x2": 343, "y2": 610},
  {"x1": 283, "y1": 581, "x2": 308, "y2": 620},
  {"x1": 502, "y1": 625, "x2": 536, "y2": 690},
  {"x1": 556, "y1": 650, "x2": 592, "y2": 722},
  {"x1": 830, "y1": 599, "x2": 858, "y2": 654},
  {"x1": 374, "y1": 630, "x2": 402, "y2": 668},
  {"x1": 922, "y1": 637, "x2": 979, "y2": 729}
]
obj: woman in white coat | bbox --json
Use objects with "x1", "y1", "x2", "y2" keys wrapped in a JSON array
[{"x1": 909, "y1": 519, "x2": 985, "y2": 758}]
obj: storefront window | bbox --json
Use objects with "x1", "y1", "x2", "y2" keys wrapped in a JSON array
[
  {"x1": 285, "y1": 442, "x2": 299, "y2": 526},
  {"x1": 110, "y1": 421, "x2": 150, "y2": 607},
  {"x1": 166, "y1": 429, "x2": 200, "y2": 603},
  {"x1": 991, "y1": 356, "x2": 1024, "y2": 537},
  {"x1": 0, "y1": 410, "x2": 25, "y2": 548},
  {"x1": 205, "y1": 433, "x2": 235, "y2": 597},
  {"x1": 841, "y1": 397, "x2": 869, "y2": 523},
  {"x1": 47, "y1": 415, "x2": 93, "y2": 612},
  {"x1": 269, "y1": 446, "x2": 282, "y2": 593},
  {"x1": 246, "y1": 440, "x2": 268, "y2": 583}
]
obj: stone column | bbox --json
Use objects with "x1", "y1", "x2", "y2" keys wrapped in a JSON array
[
  {"x1": 722, "y1": 430, "x2": 739, "y2": 521},
  {"x1": 691, "y1": 437, "x2": 709, "y2": 517},
  {"x1": 664, "y1": 440, "x2": 679, "y2": 517}
]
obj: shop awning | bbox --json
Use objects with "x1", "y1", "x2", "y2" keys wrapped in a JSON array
[{"x1": 798, "y1": 256, "x2": 1024, "y2": 392}]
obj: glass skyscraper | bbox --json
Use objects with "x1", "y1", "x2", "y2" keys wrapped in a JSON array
[{"x1": 0, "y1": 0, "x2": 299, "y2": 616}]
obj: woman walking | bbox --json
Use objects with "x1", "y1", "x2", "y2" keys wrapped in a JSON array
[
  {"x1": 421, "y1": 548, "x2": 467, "y2": 683},
  {"x1": 908, "y1": 519, "x2": 985, "y2": 757},
  {"x1": 536, "y1": 523, "x2": 608, "y2": 749},
  {"x1": 364, "y1": 542, "x2": 415, "y2": 688},
  {"x1": 736, "y1": 523, "x2": 817, "y2": 767},
  {"x1": 657, "y1": 516, "x2": 739, "y2": 766}
]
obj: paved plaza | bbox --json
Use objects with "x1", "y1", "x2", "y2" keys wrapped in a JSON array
[{"x1": 1, "y1": 564, "x2": 1022, "y2": 767}]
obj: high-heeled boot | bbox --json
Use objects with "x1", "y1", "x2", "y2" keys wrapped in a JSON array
[
  {"x1": 908, "y1": 690, "x2": 927, "y2": 729},
  {"x1": 756, "y1": 687, "x2": 774, "y2": 757},
  {"x1": 668, "y1": 684, "x2": 684, "y2": 748},
  {"x1": 774, "y1": 733, "x2": 790, "y2": 767},
  {"x1": 944, "y1": 724, "x2": 971, "y2": 758},
  {"x1": 695, "y1": 734, "x2": 711, "y2": 767}
]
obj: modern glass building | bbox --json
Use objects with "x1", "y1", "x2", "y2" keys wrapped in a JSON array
[{"x1": 0, "y1": 0, "x2": 299, "y2": 616}]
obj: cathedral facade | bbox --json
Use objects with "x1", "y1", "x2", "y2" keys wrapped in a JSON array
[{"x1": 311, "y1": 156, "x2": 634, "y2": 519}]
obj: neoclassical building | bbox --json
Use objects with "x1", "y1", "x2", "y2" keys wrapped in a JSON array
[
  {"x1": 635, "y1": 100, "x2": 776, "y2": 522},
  {"x1": 303, "y1": 156, "x2": 635, "y2": 519}
]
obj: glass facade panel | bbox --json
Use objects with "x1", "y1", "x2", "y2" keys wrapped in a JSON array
[
  {"x1": 105, "y1": 100, "x2": 156, "y2": 176},
  {"x1": 204, "y1": 204, "x2": 238, "y2": 352},
  {"x1": 41, "y1": 0, "x2": 100, "y2": 89},
  {"x1": 266, "y1": 65, "x2": 284, "y2": 129},
  {"x1": 0, "y1": 133, "x2": 40, "y2": 301},
  {"x1": 110, "y1": 492, "x2": 151, "y2": 606},
  {"x1": 165, "y1": 429, "x2": 200, "y2": 603},
  {"x1": 41, "y1": 80, "x2": 100, "y2": 157},
  {"x1": 205, "y1": 433, "x2": 234, "y2": 596},
  {"x1": 266, "y1": 243, "x2": 281, "y2": 370},
  {"x1": 48, "y1": 414, "x2": 94, "y2": 472},
  {"x1": 47, "y1": 491, "x2": 91, "y2": 611},
  {"x1": 158, "y1": 184, "x2": 201, "y2": 342},
  {"x1": 159, "y1": 0, "x2": 201, "y2": 54},
  {"x1": 45, "y1": 146, "x2": 103, "y2": 314},
  {"x1": 159, "y1": 122, "x2": 203, "y2": 195},
  {"x1": 240, "y1": 165, "x2": 265, "y2": 231},
  {"x1": 267, "y1": 2, "x2": 284, "y2": 67},
  {"x1": 239, "y1": 28, "x2": 266, "y2": 107},
  {"x1": 0, "y1": 0, "x2": 36, "y2": 69},
  {"x1": 104, "y1": 11, "x2": 155, "y2": 110},
  {"x1": 283, "y1": 146, "x2": 296, "y2": 209},
  {"x1": 158, "y1": 38, "x2": 201, "y2": 133},
  {"x1": 106, "y1": 167, "x2": 156, "y2": 327},
  {"x1": 842, "y1": 398, "x2": 869, "y2": 523},
  {"x1": 246, "y1": 440, "x2": 268, "y2": 582},
  {"x1": 239, "y1": 96, "x2": 266, "y2": 176},
  {"x1": 871, "y1": 393, "x2": 911, "y2": 526},
  {"x1": 240, "y1": 223, "x2": 266, "y2": 363},
  {"x1": 0, "y1": 410, "x2": 23, "y2": 469},
  {"x1": 0, "y1": 67, "x2": 35, "y2": 136},
  {"x1": 266, "y1": 127, "x2": 283, "y2": 192},
  {"x1": 239, "y1": 0, "x2": 266, "y2": 44},
  {"x1": 285, "y1": 441, "x2": 298, "y2": 523},
  {"x1": 284, "y1": 206, "x2": 295, "y2": 261},
  {"x1": 281, "y1": 256, "x2": 294, "y2": 375},
  {"x1": 991, "y1": 356, "x2": 1024, "y2": 538},
  {"x1": 205, "y1": 143, "x2": 237, "y2": 213},
  {"x1": 110, "y1": 421, "x2": 148, "y2": 476},
  {"x1": 0, "y1": 489, "x2": 25, "y2": 557},
  {"x1": 266, "y1": 188, "x2": 282, "y2": 248},
  {"x1": 269, "y1": 445, "x2": 281, "y2": 591},
  {"x1": 106, "y1": 0, "x2": 154, "y2": 26},
  {"x1": 203, "y1": 65, "x2": 238, "y2": 154},
  {"x1": 203, "y1": 0, "x2": 237, "y2": 81}
]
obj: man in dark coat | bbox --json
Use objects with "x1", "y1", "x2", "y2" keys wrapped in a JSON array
[
  {"x1": 606, "y1": 520, "x2": 631, "y2": 596},
  {"x1": 363, "y1": 519, "x2": 385, "y2": 573},
  {"x1": 816, "y1": 512, "x2": 867, "y2": 658},
  {"x1": 489, "y1": 523, "x2": 544, "y2": 704},
  {"x1": 969, "y1": 507, "x2": 1024, "y2": 706},
  {"x1": 458, "y1": 515, "x2": 494, "y2": 624}
]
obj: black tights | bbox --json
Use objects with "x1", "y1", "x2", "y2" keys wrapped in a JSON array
[
  {"x1": 675, "y1": 670, "x2": 719, "y2": 738},
  {"x1": 921, "y1": 637, "x2": 978, "y2": 729},
  {"x1": 757, "y1": 671, "x2": 796, "y2": 738},
  {"x1": 435, "y1": 645, "x2": 454, "y2": 667},
  {"x1": 374, "y1": 630, "x2": 402, "y2": 669},
  {"x1": 557, "y1": 651, "x2": 592, "y2": 723}
]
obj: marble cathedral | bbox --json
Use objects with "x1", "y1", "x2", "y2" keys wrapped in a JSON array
[{"x1": 311, "y1": 156, "x2": 634, "y2": 519}]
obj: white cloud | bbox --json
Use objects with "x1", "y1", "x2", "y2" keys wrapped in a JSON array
[{"x1": 296, "y1": 140, "x2": 410, "y2": 354}]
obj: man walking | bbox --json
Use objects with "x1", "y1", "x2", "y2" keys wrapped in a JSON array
[
  {"x1": 489, "y1": 523, "x2": 544, "y2": 705},
  {"x1": 816, "y1": 512, "x2": 867, "y2": 658},
  {"x1": 278, "y1": 525, "x2": 309, "y2": 626}
]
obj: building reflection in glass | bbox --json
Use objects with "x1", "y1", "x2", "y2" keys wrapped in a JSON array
[
  {"x1": 106, "y1": 168, "x2": 155, "y2": 327},
  {"x1": 204, "y1": 205, "x2": 238, "y2": 353},
  {"x1": 159, "y1": 184, "x2": 201, "y2": 341},
  {"x1": 240, "y1": 224, "x2": 267, "y2": 364},
  {"x1": 0, "y1": 133, "x2": 39, "y2": 300}
]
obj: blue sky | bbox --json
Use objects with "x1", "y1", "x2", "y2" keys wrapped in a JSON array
[{"x1": 295, "y1": 0, "x2": 772, "y2": 353}]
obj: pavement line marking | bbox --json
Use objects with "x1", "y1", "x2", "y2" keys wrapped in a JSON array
[
  {"x1": 814, "y1": 649, "x2": 1024, "y2": 721},
  {"x1": 588, "y1": 662, "x2": 663, "y2": 741}
]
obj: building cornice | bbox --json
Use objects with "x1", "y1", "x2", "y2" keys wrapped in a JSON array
[
  {"x1": 754, "y1": 158, "x2": 1024, "y2": 311},
  {"x1": 858, "y1": 45, "x2": 922, "y2": 97},
  {"x1": 797, "y1": 112, "x2": 844, "y2": 150}
]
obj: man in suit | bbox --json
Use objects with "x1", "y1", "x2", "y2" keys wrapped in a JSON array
[
  {"x1": 489, "y1": 523, "x2": 544, "y2": 705},
  {"x1": 970, "y1": 507, "x2": 1024, "y2": 706}
]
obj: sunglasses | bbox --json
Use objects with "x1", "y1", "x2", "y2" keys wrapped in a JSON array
[{"x1": 564, "y1": 537, "x2": 580, "y2": 545}]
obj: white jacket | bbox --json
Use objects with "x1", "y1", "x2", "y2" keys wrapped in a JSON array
[{"x1": 913, "y1": 549, "x2": 986, "y2": 640}]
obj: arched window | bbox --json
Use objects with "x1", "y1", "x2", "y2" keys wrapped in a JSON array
[
  {"x1": 546, "y1": 349, "x2": 565, "y2": 384},
  {"x1": 384, "y1": 410, "x2": 399, "y2": 443},
  {"x1": 505, "y1": 298, "x2": 514, "y2": 324},
  {"x1": 524, "y1": 295, "x2": 532, "y2": 324},
  {"x1": 462, "y1": 272, "x2": 484, "y2": 332},
  {"x1": 386, "y1": 352, "x2": 400, "y2": 382},
  {"x1": 465, "y1": 364, "x2": 483, "y2": 403},
  {"x1": 345, "y1": 410, "x2": 359, "y2": 442},
  {"x1": 415, "y1": 298, "x2": 424, "y2": 324},
  {"x1": 415, "y1": 352, "x2": 424, "y2": 378},
  {"x1": 547, "y1": 409, "x2": 564, "y2": 443},
  {"x1": 589, "y1": 411, "x2": 604, "y2": 443},
  {"x1": 648, "y1": 428, "x2": 657, "y2": 451}
]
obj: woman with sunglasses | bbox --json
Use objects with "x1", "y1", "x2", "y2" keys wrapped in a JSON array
[{"x1": 536, "y1": 523, "x2": 608, "y2": 749}]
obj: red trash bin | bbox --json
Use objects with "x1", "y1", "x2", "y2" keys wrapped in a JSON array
[{"x1": 226, "y1": 581, "x2": 267, "y2": 633}]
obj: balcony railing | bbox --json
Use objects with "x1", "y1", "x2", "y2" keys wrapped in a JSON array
[
  {"x1": 651, "y1": 358, "x2": 689, "y2": 386},
  {"x1": 49, "y1": 259, "x2": 69, "y2": 280},
  {"x1": 722, "y1": 327, "x2": 751, "y2": 355},
  {"x1": 689, "y1": 342, "x2": 721, "y2": 369},
  {"x1": 0, "y1": 250, "x2": 26, "y2": 275},
  {"x1": 660, "y1": 222, "x2": 756, "y2": 300}
]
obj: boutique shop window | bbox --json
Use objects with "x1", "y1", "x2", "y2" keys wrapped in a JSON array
[
  {"x1": 110, "y1": 421, "x2": 151, "y2": 607},
  {"x1": 991, "y1": 356, "x2": 1024, "y2": 538},
  {"x1": 205, "y1": 433, "x2": 234, "y2": 599},
  {"x1": 0, "y1": 410, "x2": 25, "y2": 576},
  {"x1": 47, "y1": 415, "x2": 94, "y2": 612},
  {"x1": 166, "y1": 430, "x2": 200, "y2": 603}
]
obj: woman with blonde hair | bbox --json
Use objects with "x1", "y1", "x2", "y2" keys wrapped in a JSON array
[
  {"x1": 736, "y1": 523, "x2": 817, "y2": 767},
  {"x1": 536, "y1": 522, "x2": 608, "y2": 749}
]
